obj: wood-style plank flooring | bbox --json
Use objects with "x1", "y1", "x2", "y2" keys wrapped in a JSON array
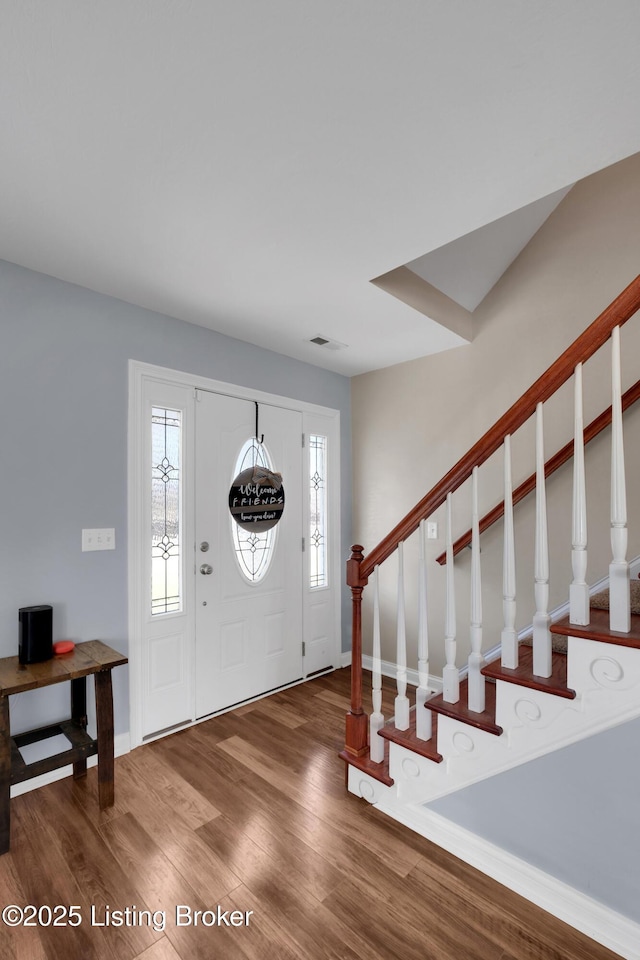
[{"x1": 1, "y1": 669, "x2": 623, "y2": 960}]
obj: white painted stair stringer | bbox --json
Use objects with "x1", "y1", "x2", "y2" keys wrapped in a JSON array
[{"x1": 346, "y1": 634, "x2": 640, "y2": 808}]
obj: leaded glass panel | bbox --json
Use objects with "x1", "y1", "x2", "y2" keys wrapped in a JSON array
[
  {"x1": 310, "y1": 434, "x2": 327, "y2": 588},
  {"x1": 151, "y1": 408, "x2": 181, "y2": 614},
  {"x1": 231, "y1": 439, "x2": 277, "y2": 582}
]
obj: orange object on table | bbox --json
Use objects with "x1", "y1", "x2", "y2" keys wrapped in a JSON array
[{"x1": 53, "y1": 640, "x2": 75, "y2": 655}]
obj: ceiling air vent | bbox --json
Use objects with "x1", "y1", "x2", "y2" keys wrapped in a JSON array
[{"x1": 309, "y1": 335, "x2": 348, "y2": 351}]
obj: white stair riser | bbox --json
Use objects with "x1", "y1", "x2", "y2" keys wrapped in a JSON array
[
  {"x1": 346, "y1": 765, "x2": 390, "y2": 804},
  {"x1": 395, "y1": 716, "x2": 511, "y2": 805},
  {"x1": 495, "y1": 682, "x2": 579, "y2": 733},
  {"x1": 568, "y1": 636, "x2": 640, "y2": 697}
]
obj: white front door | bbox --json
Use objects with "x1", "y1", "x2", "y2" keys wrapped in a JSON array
[{"x1": 194, "y1": 390, "x2": 303, "y2": 718}]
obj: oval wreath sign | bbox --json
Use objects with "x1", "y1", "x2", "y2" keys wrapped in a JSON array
[{"x1": 228, "y1": 466, "x2": 285, "y2": 531}]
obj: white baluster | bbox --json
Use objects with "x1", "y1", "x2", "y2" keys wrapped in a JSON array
[
  {"x1": 416, "y1": 520, "x2": 432, "y2": 740},
  {"x1": 369, "y1": 565, "x2": 385, "y2": 762},
  {"x1": 442, "y1": 493, "x2": 460, "y2": 702},
  {"x1": 609, "y1": 325, "x2": 631, "y2": 633},
  {"x1": 468, "y1": 467, "x2": 485, "y2": 712},
  {"x1": 570, "y1": 362, "x2": 589, "y2": 625},
  {"x1": 394, "y1": 542, "x2": 410, "y2": 730},
  {"x1": 533, "y1": 402, "x2": 552, "y2": 677},
  {"x1": 501, "y1": 434, "x2": 518, "y2": 669}
]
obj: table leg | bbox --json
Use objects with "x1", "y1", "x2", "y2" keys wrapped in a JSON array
[
  {"x1": 0, "y1": 696, "x2": 10, "y2": 854},
  {"x1": 71, "y1": 677, "x2": 88, "y2": 780},
  {"x1": 94, "y1": 670, "x2": 114, "y2": 808}
]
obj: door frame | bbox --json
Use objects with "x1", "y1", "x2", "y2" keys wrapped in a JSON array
[{"x1": 127, "y1": 360, "x2": 342, "y2": 749}]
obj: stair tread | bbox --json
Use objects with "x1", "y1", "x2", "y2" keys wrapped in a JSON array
[
  {"x1": 339, "y1": 738, "x2": 394, "y2": 786},
  {"x1": 378, "y1": 709, "x2": 443, "y2": 762},
  {"x1": 426, "y1": 678, "x2": 502, "y2": 736},
  {"x1": 482, "y1": 646, "x2": 575, "y2": 699},
  {"x1": 551, "y1": 607, "x2": 640, "y2": 649}
]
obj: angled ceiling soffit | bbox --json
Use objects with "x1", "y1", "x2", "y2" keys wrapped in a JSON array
[{"x1": 371, "y1": 266, "x2": 473, "y2": 343}]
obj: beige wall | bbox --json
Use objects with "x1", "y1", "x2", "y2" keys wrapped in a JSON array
[{"x1": 351, "y1": 152, "x2": 640, "y2": 676}]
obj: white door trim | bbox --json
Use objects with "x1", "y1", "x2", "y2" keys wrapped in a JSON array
[{"x1": 128, "y1": 360, "x2": 341, "y2": 748}]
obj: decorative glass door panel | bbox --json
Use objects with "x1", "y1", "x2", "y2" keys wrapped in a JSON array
[
  {"x1": 151, "y1": 408, "x2": 182, "y2": 615},
  {"x1": 230, "y1": 438, "x2": 277, "y2": 583}
]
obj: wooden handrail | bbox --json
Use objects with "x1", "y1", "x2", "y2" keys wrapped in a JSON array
[
  {"x1": 435, "y1": 377, "x2": 640, "y2": 564},
  {"x1": 356, "y1": 274, "x2": 640, "y2": 582}
]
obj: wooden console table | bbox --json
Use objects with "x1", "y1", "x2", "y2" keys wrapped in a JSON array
[{"x1": 0, "y1": 640, "x2": 127, "y2": 853}]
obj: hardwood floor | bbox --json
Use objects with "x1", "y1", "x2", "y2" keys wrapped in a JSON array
[{"x1": 1, "y1": 669, "x2": 623, "y2": 960}]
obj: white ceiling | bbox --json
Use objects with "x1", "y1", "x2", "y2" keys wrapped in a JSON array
[{"x1": 2, "y1": 2, "x2": 640, "y2": 376}]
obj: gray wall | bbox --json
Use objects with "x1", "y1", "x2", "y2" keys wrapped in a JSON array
[
  {"x1": 429, "y1": 717, "x2": 640, "y2": 922},
  {"x1": 0, "y1": 259, "x2": 352, "y2": 738}
]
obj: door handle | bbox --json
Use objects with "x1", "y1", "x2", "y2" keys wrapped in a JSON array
[{"x1": 200, "y1": 563, "x2": 213, "y2": 575}]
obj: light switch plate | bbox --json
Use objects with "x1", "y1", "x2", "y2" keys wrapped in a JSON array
[
  {"x1": 426, "y1": 521, "x2": 438, "y2": 539},
  {"x1": 82, "y1": 528, "x2": 116, "y2": 552}
]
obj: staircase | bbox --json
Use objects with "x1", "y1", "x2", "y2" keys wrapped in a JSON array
[
  {"x1": 340, "y1": 277, "x2": 640, "y2": 952},
  {"x1": 343, "y1": 574, "x2": 640, "y2": 808}
]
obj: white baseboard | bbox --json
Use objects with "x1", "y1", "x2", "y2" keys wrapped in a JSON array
[
  {"x1": 375, "y1": 801, "x2": 640, "y2": 960},
  {"x1": 10, "y1": 732, "x2": 131, "y2": 799},
  {"x1": 360, "y1": 654, "x2": 443, "y2": 696},
  {"x1": 340, "y1": 650, "x2": 445, "y2": 693}
]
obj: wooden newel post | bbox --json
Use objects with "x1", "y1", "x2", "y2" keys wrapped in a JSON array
[{"x1": 345, "y1": 544, "x2": 369, "y2": 758}]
